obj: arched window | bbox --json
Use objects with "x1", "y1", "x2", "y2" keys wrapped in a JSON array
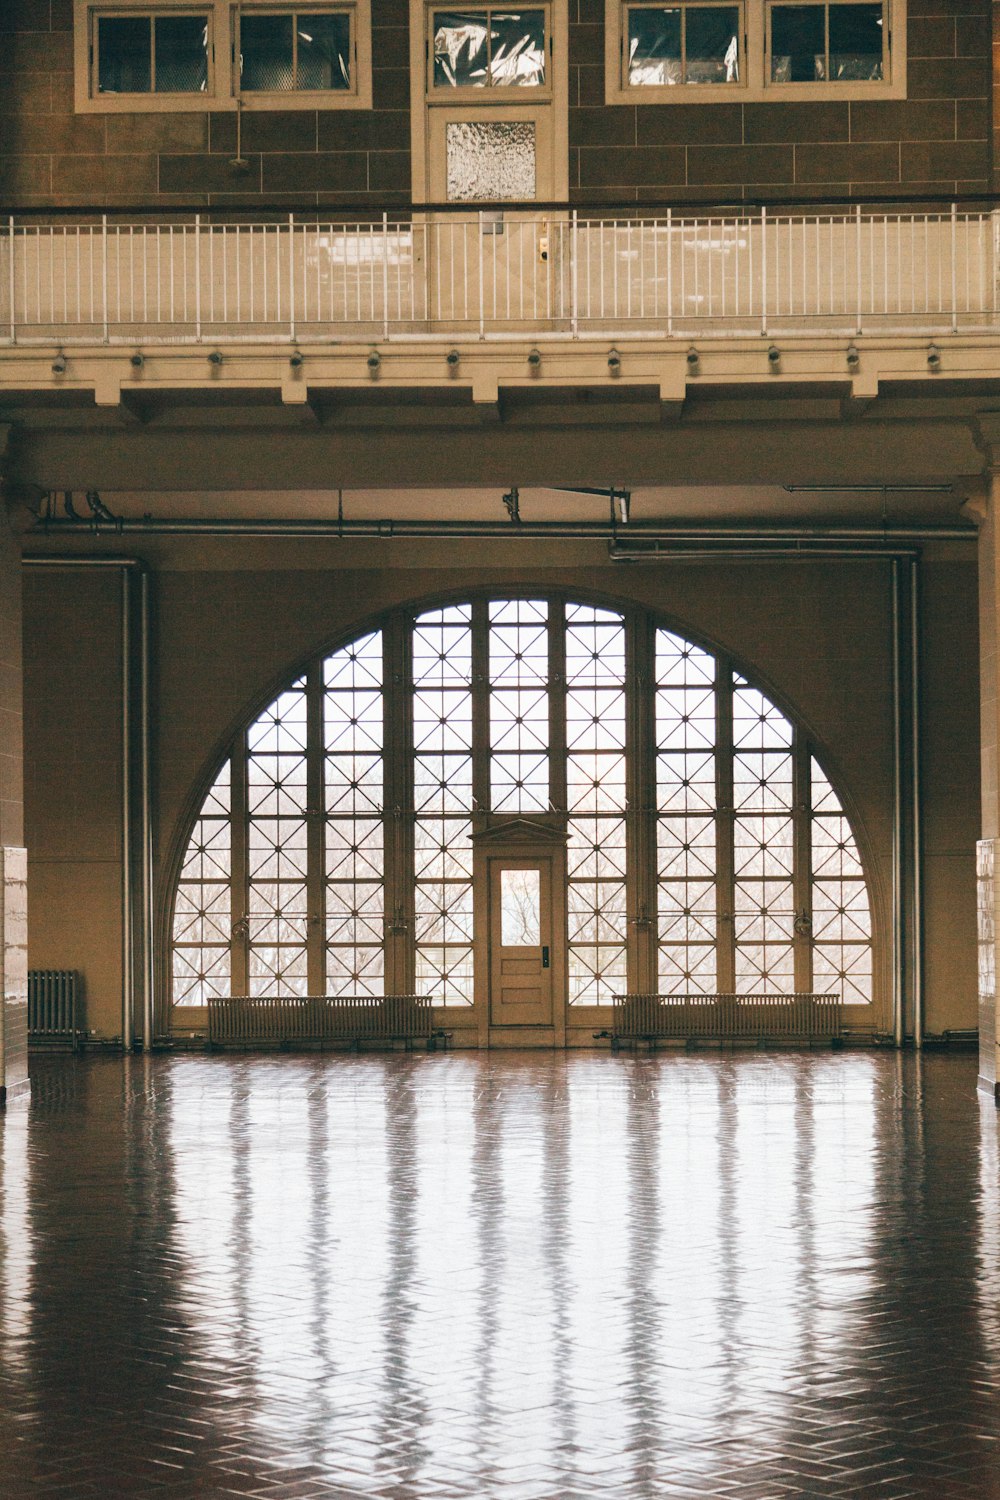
[{"x1": 170, "y1": 597, "x2": 874, "y2": 1012}]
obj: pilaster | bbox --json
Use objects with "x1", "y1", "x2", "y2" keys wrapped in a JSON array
[{"x1": 0, "y1": 424, "x2": 28, "y2": 1103}]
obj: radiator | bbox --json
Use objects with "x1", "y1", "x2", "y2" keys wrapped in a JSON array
[
  {"x1": 609, "y1": 993, "x2": 842, "y2": 1045},
  {"x1": 28, "y1": 970, "x2": 80, "y2": 1048},
  {"x1": 208, "y1": 995, "x2": 437, "y2": 1048}
]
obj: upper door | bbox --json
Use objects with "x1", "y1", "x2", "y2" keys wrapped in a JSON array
[{"x1": 411, "y1": 0, "x2": 569, "y2": 202}]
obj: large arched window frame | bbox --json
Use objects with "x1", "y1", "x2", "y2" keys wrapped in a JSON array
[{"x1": 170, "y1": 593, "x2": 876, "y2": 1017}]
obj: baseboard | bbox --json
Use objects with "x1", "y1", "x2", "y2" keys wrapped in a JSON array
[
  {"x1": 977, "y1": 1074, "x2": 1000, "y2": 1105},
  {"x1": 0, "y1": 1076, "x2": 31, "y2": 1107}
]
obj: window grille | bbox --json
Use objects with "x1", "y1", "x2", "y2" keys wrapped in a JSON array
[{"x1": 171, "y1": 596, "x2": 874, "y2": 1013}]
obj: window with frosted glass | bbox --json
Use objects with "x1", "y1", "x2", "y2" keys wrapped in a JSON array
[
  {"x1": 489, "y1": 599, "x2": 550, "y2": 814},
  {"x1": 413, "y1": 606, "x2": 474, "y2": 1004},
  {"x1": 171, "y1": 597, "x2": 875, "y2": 1014},
  {"x1": 172, "y1": 761, "x2": 231, "y2": 1003},
  {"x1": 566, "y1": 605, "x2": 628, "y2": 1004},
  {"x1": 324, "y1": 632, "x2": 384, "y2": 996},
  {"x1": 656, "y1": 630, "x2": 718, "y2": 995},
  {"x1": 246, "y1": 680, "x2": 309, "y2": 997}
]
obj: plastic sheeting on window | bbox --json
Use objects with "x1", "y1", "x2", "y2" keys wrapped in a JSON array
[
  {"x1": 771, "y1": 3, "x2": 883, "y2": 84},
  {"x1": 434, "y1": 10, "x2": 546, "y2": 87},
  {"x1": 627, "y1": 6, "x2": 739, "y2": 87}
]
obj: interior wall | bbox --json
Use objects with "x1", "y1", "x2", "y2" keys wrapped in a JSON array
[
  {"x1": 22, "y1": 568, "x2": 122, "y2": 1043},
  {"x1": 20, "y1": 550, "x2": 980, "y2": 1041}
]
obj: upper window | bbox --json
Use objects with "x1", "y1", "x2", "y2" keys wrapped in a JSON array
[
  {"x1": 430, "y1": 7, "x2": 549, "y2": 91},
  {"x1": 626, "y1": 4, "x2": 741, "y2": 87},
  {"x1": 237, "y1": 9, "x2": 352, "y2": 91},
  {"x1": 768, "y1": 1, "x2": 883, "y2": 83},
  {"x1": 96, "y1": 11, "x2": 211, "y2": 93},
  {"x1": 74, "y1": 0, "x2": 372, "y2": 111},
  {"x1": 606, "y1": 0, "x2": 905, "y2": 102}
]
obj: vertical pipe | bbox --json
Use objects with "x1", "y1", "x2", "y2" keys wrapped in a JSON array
[
  {"x1": 139, "y1": 569, "x2": 154, "y2": 1053},
  {"x1": 288, "y1": 212, "x2": 296, "y2": 343},
  {"x1": 951, "y1": 201, "x2": 958, "y2": 334},
  {"x1": 194, "y1": 213, "x2": 202, "y2": 342},
  {"x1": 571, "y1": 209, "x2": 578, "y2": 338},
  {"x1": 382, "y1": 210, "x2": 390, "y2": 340},
  {"x1": 101, "y1": 213, "x2": 109, "y2": 344},
  {"x1": 7, "y1": 216, "x2": 14, "y2": 343},
  {"x1": 911, "y1": 557, "x2": 924, "y2": 1048},
  {"x1": 892, "y1": 558, "x2": 904, "y2": 1046},
  {"x1": 121, "y1": 568, "x2": 133, "y2": 1052},
  {"x1": 760, "y1": 205, "x2": 768, "y2": 336}
]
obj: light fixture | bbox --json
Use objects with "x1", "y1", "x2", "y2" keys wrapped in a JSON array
[
  {"x1": 51, "y1": 353, "x2": 66, "y2": 374},
  {"x1": 208, "y1": 350, "x2": 224, "y2": 366},
  {"x1": 367, "y1": 350, "x2": 381, "y2": 372},
  {"x1": 927, "y1": 343, "x2": 941, "y2": 369},
  {"x1": 130, "y1": 352, "x2": 144, "y2": 370},
  {"x1": 767, "y1": 344, "x2": 781, "y2": 366},
  {"x1": 686, "y1": 346, "x2": 700, "y2": 368},
  {"x1": 289, "y1": 350, "x2": 304, "y2": 369},
  {"x1": 846, "y1": 344, "x2": 860, "y2": 368},
  {"x1": 446, "y1": 349, "x2": 460, "y2": 369},
  {"x1": 608, "y1": 348, "x2": 621, "y2": 375},
  {"x1": 527, "y1": 349, "x2": 541, "y2": 370}
]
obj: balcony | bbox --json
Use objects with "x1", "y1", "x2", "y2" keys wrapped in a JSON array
[{"x1": 1, "y1": 205, "x2": 997, "y2": 347}]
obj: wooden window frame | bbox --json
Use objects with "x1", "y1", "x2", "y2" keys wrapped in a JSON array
[
  {"x1": 605, "y1": 0, "x2": 906, "y2": 103},
  {"x1": 73, "y1": 0, "x2": 373, "y2": 113}
]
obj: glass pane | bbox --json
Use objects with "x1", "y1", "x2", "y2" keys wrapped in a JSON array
[
  {"x1": 434, "y1": 10, "x2": 490, "y2": 85},
  {"x1": 154, "y1": 16, "x2": 209, "y2": 93},
  {"x1": 686, "y1": 6, "x2": 740, "y2": 84},
  {"x1": 98, "y1": 16, "x2": 151, "y2": 93},
  {"x1": 489, "y1": 10, "x2": 546, "y2": 85},
  {"x1": 829, "y1": 2, "x2": 883, "y2": 80},
  {"x1": 501, "y1": 868, "x2": 540, "y2": 946},
  {"x1": 297, "y1": 12, "x2": 352, "y2": 89},
  {"x1": 628, "y1": 7, "x2": 682, "y2": 86},
  {"x1": 241, "y1": 13, "x2": 295, "y2": 90},
  {"x1": 446, "y1": 119, "x2": 536, "y2": 200},
  {"x1": 771, "y1": 4, "x2": 826, "y2": 81}
]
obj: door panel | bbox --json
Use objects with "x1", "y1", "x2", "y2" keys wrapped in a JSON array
[{"x1": 489, "y1": 857, "x2": 553, "y2": 1026}]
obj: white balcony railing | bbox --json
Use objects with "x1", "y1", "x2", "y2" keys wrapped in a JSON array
[{"x1": 1, "y1": 207, "x2": 996, "y2": 345}]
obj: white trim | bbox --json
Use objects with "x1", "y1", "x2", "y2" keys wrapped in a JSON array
[{"x1": 605, "y1": 0, "x2": 907, "y2": 105}]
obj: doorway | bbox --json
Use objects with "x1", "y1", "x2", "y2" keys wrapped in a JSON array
[{"x1": 488, "y1": 856, "x2": 554, "y2": 1027}]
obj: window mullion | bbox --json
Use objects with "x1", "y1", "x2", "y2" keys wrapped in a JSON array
[
  {"x1": 472, "y1": 600, "x2": 490, "y2": 816},
  {"x1": 792, "y1": 727, "x2": 812, "y2": 993},
  {"x1": 626, "y1": 612, "x2": 656, "y2": 995},
  {"x1": 548, "y1": 599, "x2": 567, "y2": 817},
  {"x1": 716, "y1": 666, "x2": 736, "y2": 993},
  {"x1": 230, "y1": 727, "x2": 249, "y2": 996},
  {"x1": 306, "y1": 660, "x2": 326, "y2": 996},
  {"x1": 384, "y1": 613, "x2": 415, "y2": 995}
]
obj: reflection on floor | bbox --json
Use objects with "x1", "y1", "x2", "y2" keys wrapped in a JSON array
[{"x1": 1, "y1": 1051, "x2": 999, "y2": 1499}]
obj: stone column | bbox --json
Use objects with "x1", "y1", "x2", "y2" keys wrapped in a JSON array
[{"x1": 0, "y1": 425, "x2": 28, "y2": 1105}]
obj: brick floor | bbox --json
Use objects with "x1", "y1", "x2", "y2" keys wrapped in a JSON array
[{"x1": 1, "y1": 1050, "x2": 999, "y2": 1499}]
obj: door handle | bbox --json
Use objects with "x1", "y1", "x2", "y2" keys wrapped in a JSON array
[{"x1": 541, "y1": 946, "x2": 550, "y2": 968}]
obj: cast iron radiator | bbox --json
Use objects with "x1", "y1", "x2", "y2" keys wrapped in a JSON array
[
  {"x1": 605, "y1": 993, "x2": 843, "y2": 1047},
  {"x1": 208, "y1": 995, "x2": 438, "y2": 1048},
  {"x1": 28, "y1": 970, "x2": 80, "y2": 1048}
]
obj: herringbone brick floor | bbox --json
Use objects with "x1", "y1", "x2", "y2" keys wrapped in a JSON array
[{"x1": 0, "y1": 1050, "x2": 998, "y2": 1499}]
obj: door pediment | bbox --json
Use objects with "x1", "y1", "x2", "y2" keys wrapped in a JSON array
[{"x1": 473, "y1": 813, "x2": 567, "y2": 845}]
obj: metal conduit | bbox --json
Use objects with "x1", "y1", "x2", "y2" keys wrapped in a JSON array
[
  {"x1": 22, "y1": 556, "x2": 153, "y2": 1054},
  {"x1": 30, "y1": 521, "x2": 976, "y2": 542}
]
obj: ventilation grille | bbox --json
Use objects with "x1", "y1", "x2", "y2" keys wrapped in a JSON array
[
  {"x1": 28, "y1": 970, "x2": 79, "y2": 1045},
  {"x1": 208, "y1": 995, "x2": 436, "y2": 1046},
  {"x1": 611, "y1": 993, "x2": 842, "y2": 1042}
]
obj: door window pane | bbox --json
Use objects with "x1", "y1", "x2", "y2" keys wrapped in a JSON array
[
  {"x1": 154, "y1": 16, "x2": 209, "y2": 93},
  {"x1": 297, "y1": 12, "x2": 352, "y2": 89},
  {"x1": 98, "y1": 16, "x2": 152, "y2": 93},
  {"x1": 501, "y1": 868, "x2": 540, "y2": 946},
  {"x1": 241, "y1": 13, "x2": 295, "y2": 90},
  {"x1": 829, "y1": 3, "x2": 882, "y2": 79},
  {"x1": 771, "y1": 4, "x2": 826, "y2": 81}
]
